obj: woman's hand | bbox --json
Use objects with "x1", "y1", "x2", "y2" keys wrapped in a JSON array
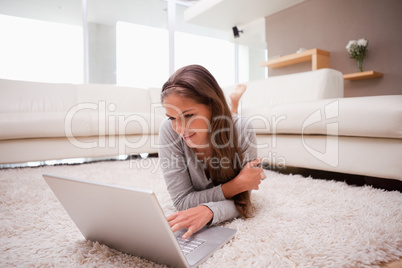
[
  {"x1": 237, "y1": 158, "x2": 266, "y2": 190},
  {"x1": 222, "y1": 158, "x2": 265, "y2": 199},
  {"x1": 167, "y1": 205, "x2": 214, "y2": 239}
]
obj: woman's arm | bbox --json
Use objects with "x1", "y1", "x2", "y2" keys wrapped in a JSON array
[
  {"x1": 222, "y1": 116, "x2": 263, "y2": 197},
  {"x1": 166, "y1": 155, "x2": 264, "y2": 240},
  {"x1": 159, "y1": 119, "x2": 229, "y2": 210},
  {"x1": 159, "y1": 119, "x2": 238, "y2": 238},
  {"x1": 222, "y1": 158, "x2": 265, "y2": 199},
  {"x1": 158, "y1": 116, "x2": 262, "y2": 237}
]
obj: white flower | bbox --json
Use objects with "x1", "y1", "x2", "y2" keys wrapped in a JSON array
[
  {"x1": 345, "y1": 38, "x2": 368, "y2": 60},
  {"x1": 346, "y1": 40, "x2": 357, "y2": 52},
  {"x1": 357, "y1": 38, "x2": 368, "y2": 47}
]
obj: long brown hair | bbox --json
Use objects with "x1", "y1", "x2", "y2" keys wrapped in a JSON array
[{"x1": 161, "y1": 65, "x2": 251, "y2": 217}]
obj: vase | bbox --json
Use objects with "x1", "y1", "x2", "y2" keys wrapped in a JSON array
[{"x1": 357, "y1": 58, "x2": 363, "y2": 72}]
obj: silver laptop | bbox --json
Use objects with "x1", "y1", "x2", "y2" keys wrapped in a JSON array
[{"x1": 43, "y1": 174, "x2": 236, "y2": 268}]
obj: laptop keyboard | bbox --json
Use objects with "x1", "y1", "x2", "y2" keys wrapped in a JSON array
[{"x1": 175, "y1": 235, "x2": 205, "y2": 255}]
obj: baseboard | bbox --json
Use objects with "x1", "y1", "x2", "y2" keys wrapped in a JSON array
[{"x1": 267, "y1": 166, "x2": 402, "y2": 193}]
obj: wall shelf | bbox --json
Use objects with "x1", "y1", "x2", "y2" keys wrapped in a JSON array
[
  {"x1": 343, "y1": 70, "x2": 383, "y2": 80},
  {"x1": 260, "y1": 48, "x2": 330, "y2": 71}
]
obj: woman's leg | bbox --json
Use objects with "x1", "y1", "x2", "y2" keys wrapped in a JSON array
[{"x1": 230, "y1": 84, "x2": 247, "y2": 114}]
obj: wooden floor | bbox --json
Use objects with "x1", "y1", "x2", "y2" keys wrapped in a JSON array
[
  {"x1": 270, "y1": 166, "x2": 402, "y2": 193},
  {"x1": 381, "y1": 258, "x2": 402, "y2": 267}
]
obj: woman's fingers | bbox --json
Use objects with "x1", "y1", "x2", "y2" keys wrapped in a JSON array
[
  {"x1": 167, "y1": 213, "x2": 179, "y2": 227},
  {"x1": 171, "y1": 222, "x2": 185, "y2": 233},
  {"x1": 247, "y1": 157, "x2": 262, "y2": 168},
  {"x1": 166, "y1": 213, "x2": 176, "y2": 222},
  {"x1": 182, "y1": 227, "x2": 195, "y2": 240},
  {"x1": 168, "y1": 213, "x2": 187, "y2": 230},
  {"x1": 234, "y1": 157, "x2": 266, "y2": 192},
  {"x1": 166, "y1": 206, "x2": 213, "y2": 239},
  {"x1": 167, "y1": 212, "x2": 184, "y2": 232}
]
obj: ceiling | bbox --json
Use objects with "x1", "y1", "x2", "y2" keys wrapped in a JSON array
[
  {"x1": 0, "y1": 0, "x2": 305, "y2": 45},
  {"x1": 0, "y1": 0, "x2": 304, "y2": 29},
  {"x1": 0, "y1": 0, "x2": 170, "y2": 27},
  {"x1": 184, "y1": 0, "x2": 305, "y2": 31}
]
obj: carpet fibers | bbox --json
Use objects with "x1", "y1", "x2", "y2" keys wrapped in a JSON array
[{"x1": 1, "y1": 158, "x2": 401, "y2": 267}]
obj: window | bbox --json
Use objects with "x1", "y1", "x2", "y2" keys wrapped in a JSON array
[
  {"x1": 175, "y1": 31, "x2": 235, "y2": 87},
  {"x1": 116, "y1": 21, "x2": 236, "y2": 88},
  {"x1": 116, "y1": 21, "x2": 169, "y2": 88},
  {"x1": 0, "y1": 14, "x2": 83, "y2": 83}
]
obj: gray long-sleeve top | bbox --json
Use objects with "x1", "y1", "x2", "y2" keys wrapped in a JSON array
[{"x1": 158, "y1": 115, "x2": 257, "y2": 225}]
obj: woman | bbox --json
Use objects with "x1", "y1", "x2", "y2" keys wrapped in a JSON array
[{"x1": 158, "y1": 65, "x2": 265, "y2": 239}]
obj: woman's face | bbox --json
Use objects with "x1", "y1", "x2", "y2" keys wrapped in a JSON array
[{"x1": 164, "y1": 94, "x2": 212, "y2": 150}]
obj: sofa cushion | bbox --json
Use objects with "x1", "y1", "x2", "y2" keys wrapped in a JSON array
[
  {"x1": 0, "y1": 79, "x2": 77, "y2": 113},
  {"x1": 223, "y1": 68, "x2": 344, "y2": 115},
  {"x1": 148, "y1": 87, "x2": 162, "y2": 104},
  {"x1": 221, "y1": 69, "x2": 344, "y2": 135},
  {"x1": 76, "y1": 84, "x2": 150, "y2": 113},
  {"x1": 271, "y1": 95, "x2": 402, "y2": 139},
  {"x1": 147, "y1": 87, "x2": 167, "y2": 119},
  {"x1": 0, "y1": 113, "x2": 72, "y2": 140},
  {"x1": 238, "y1": 107, "x2": 274, "y2": 134},
  {"x1": 0, "y1": 112, "x2": 166, "y2": 140}
]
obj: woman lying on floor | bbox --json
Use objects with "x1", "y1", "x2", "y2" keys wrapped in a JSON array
[{"x1": 158, "y1": 64, "x2": 266, "y2": 239}]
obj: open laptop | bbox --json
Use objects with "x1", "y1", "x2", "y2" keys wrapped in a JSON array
[{"x1": 43, "y1": 174, "x2": 236, "y2": 268}]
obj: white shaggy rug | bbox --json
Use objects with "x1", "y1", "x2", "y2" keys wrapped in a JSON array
[{"x1": 1, "y1": 158, "x2": 402, "y2": 267}]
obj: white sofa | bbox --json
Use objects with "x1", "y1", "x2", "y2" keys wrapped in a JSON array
[
  {"x1": 0, "y1": 79, "x2": 166, "y2": 164},
  {"x1": 226, "y1": 71, "x2": 402, "y2": 182},
  {"x1": 1, "y1": 69, "x2": 401, "y2": 181}
]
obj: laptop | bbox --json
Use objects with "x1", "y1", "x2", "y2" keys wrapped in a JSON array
[{"x1": 42, "y1": 174, "x2": 236, "y2": 268}]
